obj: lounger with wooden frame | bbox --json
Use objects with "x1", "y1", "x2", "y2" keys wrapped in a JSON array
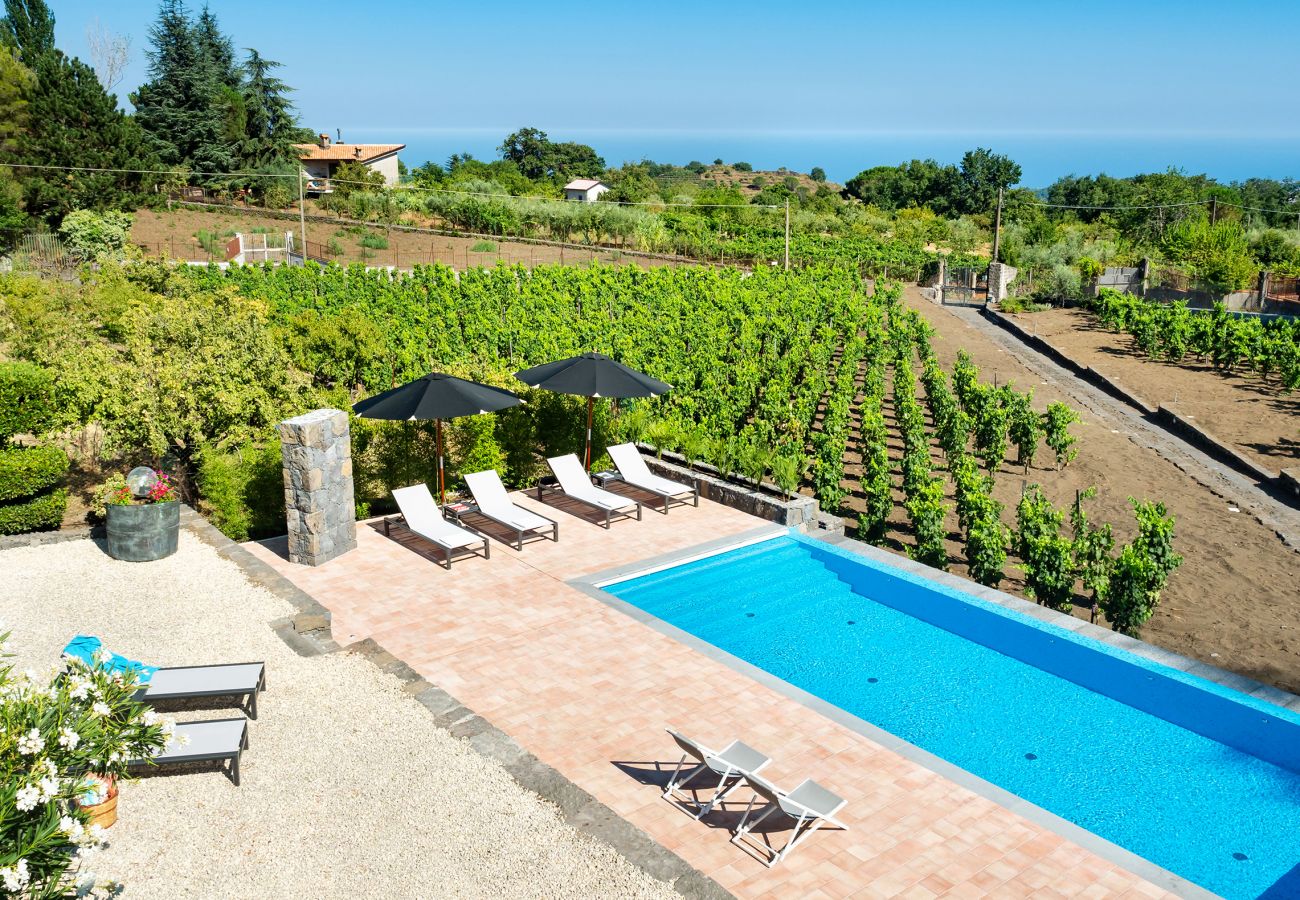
[
  {"x1": 463, "y1": 470, "x2": 559, "y2": 550},
  {"x1": 62, "y1": 635, "x2": 267, "y2": 720},
  {"x1": 606, "y1": 443, "x2": 699, "y2": 513},
  {"x1": 662, "y1": 729, "x2": 772, "y2": 819},
  {"x1": 540, "y1": 454, "x2": 642, "y2": 528},
  {"x1": 730, "y1": 774, "x2": 849, "y2": 867},
  {"x1": 387, "y1": 484, "x2": 491, "y2": 568},
  {"x1": 130, "y1": 717, "x2": 250, "y2": 785}
]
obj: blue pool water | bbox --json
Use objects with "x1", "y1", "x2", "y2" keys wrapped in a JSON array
[{"x1": 605, "y1": 534, "x2": 1300, "y2": 899}]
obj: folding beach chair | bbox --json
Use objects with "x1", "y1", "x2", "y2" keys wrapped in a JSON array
[
  {"x1": 463, "y1": 470, "x2": 559, "y2": 550},
  {"x1": 731, "y1": 774, "x2": 849, "y2": 867},
  {"x1": 606, "y1": 443, "x2": 698, "y2": 513},
  {"x1": 388, "y1": 484, "x2": 491, "y2": 568},
  {"x1": 662, "y1": 729, "x2": 772, "y2": 819},
  {"x1": 542, "y1": 454, "x2": 642, "y2": 528}
]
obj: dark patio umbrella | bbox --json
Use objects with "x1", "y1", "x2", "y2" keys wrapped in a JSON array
[
  {"x1": 514, "y1": 352, "x2": 671, "y2": 471},
  {"x1": 352, "y1": 373, "x2": 523, "y2": 503}
]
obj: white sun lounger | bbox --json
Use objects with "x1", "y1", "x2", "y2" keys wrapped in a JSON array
[
  {"x1": 662, "y1": 729, "x2": 772, "y2": 819},
  {"x1": 131, "y1": 717, "x2": 250, "y2": 785},
  {"x1": 731, "y1": 774, "x2": 849, "y2": 867},
  {"x1": 388, "y1": 484, "x2": 490, "y2": 568},
  {"x1": 463, "y1": 470, "x2": 559, "y2": 550},
  {"x1": 606, "y1": 443, "x2": 699, "y2": 513},
  {"x1": 541, "y1": 454, "x2": 642, "y2": 528}
]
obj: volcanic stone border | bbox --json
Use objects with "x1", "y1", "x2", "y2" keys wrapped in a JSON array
[
  {"x1": 574, "y1": 529, "x2": 1300, "y2": 900},
  {"x1": 982, "y1": 305, "x2": 1296, "y2": 497},
  {"x1": 179, "y1": 507, "x2": 729, "y2": 900}
]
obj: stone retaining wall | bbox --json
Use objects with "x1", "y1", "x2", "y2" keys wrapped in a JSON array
[{"x1": 634, "y1": 445, "x2": 829, "y2": 530}]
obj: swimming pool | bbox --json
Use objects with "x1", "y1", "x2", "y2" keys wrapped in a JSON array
[{"x1": 602, "y1": 533, "x2": 1300, "y2": 900}]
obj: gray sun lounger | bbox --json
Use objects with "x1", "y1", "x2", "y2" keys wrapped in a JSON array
[
  {"x1": 606, "y1": 443, "x2": 699, "y2": 513},
  {"x1": 137, "y1": 662, "x2": 267, "y2": 720},
  {"x1": 387, "y1": 484, "x2": 491, "y2": 568},
  {"x1": 662, "y1": 729, "x2": 772, "y2": 819},
  {"x1": 463, "y1": 470, "x2": 559, "y2": 550},
  {"x1": 731, "y1": 774, "x2": 849, "y2": 867},
  {"x1": 131, "y1": 717, "x2": 250, "y2": 785},
  {"x1": 541, "y1": 454, "x2": 642, "y2": 528}
]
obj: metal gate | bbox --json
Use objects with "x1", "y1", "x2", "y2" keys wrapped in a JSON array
[{"x1": 941, "y1": 266, "x2": 988, "y2": 306}]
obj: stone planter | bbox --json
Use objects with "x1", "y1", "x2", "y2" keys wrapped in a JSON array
[{"x1": 105, "y1": 501, "x2": 180, "y2": 562}]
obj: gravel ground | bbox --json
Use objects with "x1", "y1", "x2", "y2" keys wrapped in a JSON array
[{"x1": 1, "y1": 534, "x2": 678, "y2": 899}]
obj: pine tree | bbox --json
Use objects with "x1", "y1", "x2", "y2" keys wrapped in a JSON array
[
  {"x1": 240, "y1": 49, "x2": 310, "y2": 166},
  {"x1": 131, "y1": 0, "x2": 235, "y2": 174},
  {"x1": 2, "y1": 0, "x2": 156, "y2": 222}
]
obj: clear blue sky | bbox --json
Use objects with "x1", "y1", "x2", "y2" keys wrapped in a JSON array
[{"x1": 38, "y1": 0, "x2": 1300, "y2": 179}]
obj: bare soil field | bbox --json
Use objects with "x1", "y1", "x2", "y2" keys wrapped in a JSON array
[
  {"x1": 1007, "y1": 306, "x2": 1300, "y2": 474},
  {"x1": 831, "y1": 287, "x2": 1300, "y2": 694},
  {"x1": 131, "y1": 207, "x2": 693, "y2": 271}
]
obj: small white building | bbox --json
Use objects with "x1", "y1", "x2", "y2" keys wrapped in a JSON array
[
  {"x1": 295, "y1": 134, "x2": 405, "y2": 192},
  {"x1": 563, "y1": 178, "x2": 609, "y2": 203}
]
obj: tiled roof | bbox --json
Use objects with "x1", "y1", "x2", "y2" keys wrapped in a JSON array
[
  {"x1": 295, "y1": 143, "x2": 405, "y2": 162},
  {"x1": 563, "y1": 179, "x2": 605, "y2": 191}
]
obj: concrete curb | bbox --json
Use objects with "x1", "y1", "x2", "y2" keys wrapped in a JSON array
[
  {"x1": 187, "y1": 508, "x2": 729, "y2": 898},
  {"x1": 983, "y1": 305, "x2": 1297, "y2": 500},
  {"x1": 0, "y1": 524, "x2": 96, "y2": 550}
]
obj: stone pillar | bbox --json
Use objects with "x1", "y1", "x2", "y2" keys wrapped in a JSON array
[
  {"x1": 987, "y1": 261, "x2": 1018, "y2": 303},
  {"x1": 277, "y1": 408, "x2": 356, "y2": 566}
]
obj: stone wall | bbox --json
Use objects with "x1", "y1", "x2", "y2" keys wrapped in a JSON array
[
  {"x1": 277, "y1": 408, "x2": 356, "y2": 566},
  {"x1": 987, "y1": 261, "x2": 1018, "y2": 302}
]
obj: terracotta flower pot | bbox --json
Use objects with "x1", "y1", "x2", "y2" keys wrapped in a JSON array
[{"x1": 77, "y1": 777, "x2": 118, "y2": 829}]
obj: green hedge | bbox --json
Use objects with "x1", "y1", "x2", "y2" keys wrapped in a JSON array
[
  {"x1": 0, "y1": 361, "x2": 59, "y2": 442},
  {"x1": 0, "y1": 446, "x2": 70, "y2": 502},
  {"x1": 0, "y1": 489, "x2": 67, "y2": 535},
  {"x1": 196, "y1": 441, "x2": 284, "y2": 542}
]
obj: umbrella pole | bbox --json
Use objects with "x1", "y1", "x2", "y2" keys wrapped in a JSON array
[
  {"x1": 585, "y1": 396, "x2": 595, "y2": 472},
  {"x1": 436, "y1": 418, "x2": 445, "y2": 504}
]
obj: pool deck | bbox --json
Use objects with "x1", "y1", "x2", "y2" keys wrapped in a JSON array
[{"x1": 244, "y1": 491, "x2": 1185, "y2": 899}]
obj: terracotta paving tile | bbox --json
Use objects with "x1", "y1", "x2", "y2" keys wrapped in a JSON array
[{"x1": 243, "y1": 495, "x2": 1180, "y2": 899}]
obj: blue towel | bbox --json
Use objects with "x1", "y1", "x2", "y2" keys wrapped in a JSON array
[{"x1": 61, "y1": 634, "x2": 158, "y2": 685}]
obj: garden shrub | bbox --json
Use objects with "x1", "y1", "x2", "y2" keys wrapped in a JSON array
[
  {"x1": 0, "y1": 361, "x2": 60, "y2": 441},
  {"x1": 0, "y1": 445, "x2": 69, "y2": 502},
  {"x1": 195, "y1": 442, "x2": 285, "y2": 542},
  {"x1": 58, "y1": 209, "x2": 133, "y2": 260},
  {"x1": 0, "y1": 488, "x2": 67, "y2": 534}
]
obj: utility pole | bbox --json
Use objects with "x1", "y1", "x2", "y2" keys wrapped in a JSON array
[
  {"x1": 991, "y1": 186, "x2": 1004, "y2": 263},
  {"x1": 784, "y1": 198, "x2": 790, "y2": 271},
  {"x1": 297, "y1": 170, "x2": 308, "y2": 262},
  {"x1": 1210, "y1": 196, "x2": 1217, "y2": 224}
]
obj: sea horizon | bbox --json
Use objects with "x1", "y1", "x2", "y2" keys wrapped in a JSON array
[{"x1": 341, "y1": 127, "x2": 1299, "y2": 189}]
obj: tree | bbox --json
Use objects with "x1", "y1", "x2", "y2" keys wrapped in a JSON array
[
  {"x1": 85, "y1": 17, "x2": 130, "y2": 90},
  {"x1": 733, "y1": 161, "x2": 753, "y2": 172},
  {"x1": 240, "y1": 49, "x2": 309, "y2": 165},
  {"x1": 844, "y1": 159, "x2": 959, "y2": 213},
  {"x1": 955, "y1": 148, "x2": 1021, "y2": 215},
  {"x1": 0, "y1": 0, "x2": 54, "y2": 63},
  {"x1": 810, "y1": 166, "x2": 826, "y2": 183},
  {"x1": 0, "y1": 42, "x2": 34, "y2": 241},
  {"x1": 3, "y1": 0, "x2": 157, "y2": 222},
  {"x1": 546, "y1": 141, "x2": 604, "y2": 180},
  {"x1": 132, "y1": 0, "x2": 236, "y2": 174},
  {"x1": 499, "y1": 126, "x2": 551, "y2": 180}
]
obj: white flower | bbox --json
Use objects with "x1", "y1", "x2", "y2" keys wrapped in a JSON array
[
  {"x1": 15, "y1": 785, "x2": 41, "y2": 811},
  {"x1": 141, "y1": 709, "x2": 160, "y2": 726},
  {"x1": 59, "y1": 726, "x2": 81, "y2": 749},
  {"x1": 107, "y1": 751, "x2": 122, "y2": 764},
  {"x1": 90, "y1": 701, "x2": 111, "y2": 718},
  {"x1": 176, "y1": 731, "x2": 190, "y2": 747},
  {"x1": 0, "y1": 859, "x2": 30, "y2": 891},
  {"x1": 93, "y1": 648, "x2": 112, "y2": 665},
  {"x1": 38, "y1": 776, "x2": 60, "y2": 801},
  {"x1": 60, "y1": 815, "x2": 85, "y2": 841},
  {"x1": 17, "y1": 728, "x2": 44, "y2": 755},
  {"x1": 39, "y1": 758, "x2": 58, "y2": 779},
  {"x1": 67, "y1": 677, "x2": 91, "y2": 700}
]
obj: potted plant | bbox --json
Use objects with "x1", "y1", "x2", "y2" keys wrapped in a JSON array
[
  {"x1": 0, "y1": 630, "x2": 174, "y2": 896},
  {"x1": 102, "y1": 467, "x2": 180, "y2": 562}
]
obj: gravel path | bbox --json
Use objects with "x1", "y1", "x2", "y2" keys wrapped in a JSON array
[{"x1": 1, "y1": 534, "x2": 678, "y2": 900}]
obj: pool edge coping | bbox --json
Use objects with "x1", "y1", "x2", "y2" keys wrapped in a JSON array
[{"x1": 571, "y1": 527, "x2": 1253, "y2": 900}]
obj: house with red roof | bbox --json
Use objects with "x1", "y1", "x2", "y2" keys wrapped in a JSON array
[{"x1": 295, "y1": 134, "x2": 405, "y2": 193}]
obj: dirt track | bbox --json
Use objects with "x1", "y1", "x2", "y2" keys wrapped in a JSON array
[{"x1": 835, "y1": 287, "x2": 1300, "y2": 694}]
